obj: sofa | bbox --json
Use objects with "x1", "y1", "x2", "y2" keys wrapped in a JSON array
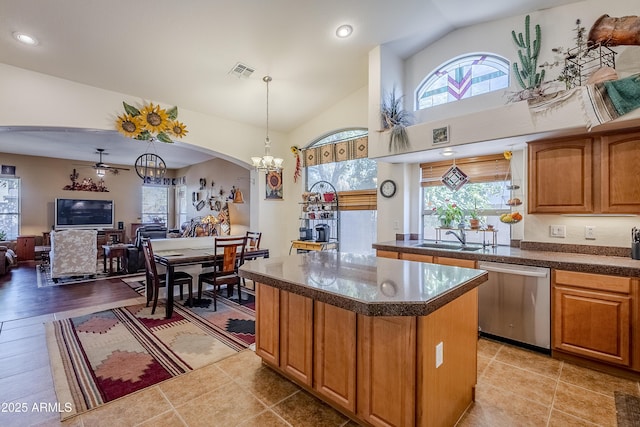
[
  {"x1": 125, "y1": 225, "x2": 169, "y2": 273},
  {"x1": 50, "y1": 229, "x2": 98, "y2": 281},
  {"x1": 0, "y1": 242, "x2": 18, "y2": 276}
]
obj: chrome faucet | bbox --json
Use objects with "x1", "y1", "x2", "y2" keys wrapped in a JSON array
[{"x1": 445, "y1": 225, "x2": 467, "y2": 246}]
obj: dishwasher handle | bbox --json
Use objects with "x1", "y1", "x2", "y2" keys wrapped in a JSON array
[{"x1": 477, "y1": 262, "x2": 549, "y2": 278}]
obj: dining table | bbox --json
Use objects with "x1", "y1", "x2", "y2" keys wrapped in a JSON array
[{"x1": 153, "y1": 246, "x2": 269, "y2": 318}]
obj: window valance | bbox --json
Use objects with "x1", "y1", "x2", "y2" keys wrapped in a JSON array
[
  {"x1": 302, "y1": 136, "x2": 368, "y2": 167},
  {"x1": 420, "y1": 153, "x2": 510, "y2": 187}
]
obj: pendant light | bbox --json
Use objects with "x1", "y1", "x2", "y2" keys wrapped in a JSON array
[{"x1": 251, "y1": 76, "x2": 283, "y2": 172}]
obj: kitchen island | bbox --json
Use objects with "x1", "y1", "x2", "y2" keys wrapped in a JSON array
[{"x1": 238, "y1": 251, "x2": 488, "y2": 427}]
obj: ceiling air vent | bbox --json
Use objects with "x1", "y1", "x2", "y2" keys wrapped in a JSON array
[{"x1": 229, "y1": 62, "x2": 255, "y2": 79}]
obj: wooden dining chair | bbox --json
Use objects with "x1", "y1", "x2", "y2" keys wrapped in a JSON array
[
  {"x1": 242, "y1": 231, "x2": 262, "y2": 287},
  {"x1": 245, "y1": 231, "x2": 262, "y2": 250},
  {"x1": 197, "y1": 236, "x2": 247, "y2": 311},
  {"x1": 141, "y1": 239, "x2": 194, "y2": 315}
]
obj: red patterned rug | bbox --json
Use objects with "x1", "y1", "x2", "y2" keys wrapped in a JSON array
[{"x1": 46, "y1": 296, "x2": 255, "y2": 420}]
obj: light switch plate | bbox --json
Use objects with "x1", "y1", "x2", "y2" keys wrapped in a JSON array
[{"x1": 550, "y1": 225, "x2": 566, "y2": 238}]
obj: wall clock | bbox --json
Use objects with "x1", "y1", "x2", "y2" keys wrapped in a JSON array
[{"x1": 380, "y1": 179, "x2": 397, "y2": 198}]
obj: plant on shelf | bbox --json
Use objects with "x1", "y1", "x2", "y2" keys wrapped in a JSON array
[
  {"x1": 434, "y1": 201, "x2": 463, "y2": 228},
  {"x1": 468, "y1": 206, "x2": 482, "y2": 229},
  {"x1": 379, "y1": 86, "x2": 412, "y2": 153},
  {"x1": 0, "y1": 230, "x2": 6, "y2": 241},
  {"x1": 508, "y1": 15, "x2": 547, "y2": 102}
]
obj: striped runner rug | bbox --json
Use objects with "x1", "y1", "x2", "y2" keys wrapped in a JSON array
[{"x1": 46, "y1": 298, "x2": 254, "y2": 420}]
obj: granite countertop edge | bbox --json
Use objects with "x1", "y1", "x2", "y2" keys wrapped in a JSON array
[
  {"x1": 239, "y1": 269, "x2": 488, "y2": 317},
  {"x1": 373, "y1": 241, "x2": 640, "y2": 277}
]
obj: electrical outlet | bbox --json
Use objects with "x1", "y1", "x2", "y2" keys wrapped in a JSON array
[
  {"x1": 435, "y1": 342, "x2": 443, "y2": 368},
  {"x1": 393, "y1": 220, "x2": 399, "y2": 230},
  {"x1": 585, "y1": 225, "x2": 596, "y2": 240},
  {"x1": 550, "y1": 225, "x2": 566, "y2": 238}
]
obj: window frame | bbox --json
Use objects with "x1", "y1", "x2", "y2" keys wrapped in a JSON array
[
  {"x1": 415, "y1": 53, "x2": 510, "y2": 111},
  {"x1": 0, "y1": 177, "x2": 20, "y2": 240},
  {"x1": 141, "y1": 185, "x2": 169, "y2": 226}
]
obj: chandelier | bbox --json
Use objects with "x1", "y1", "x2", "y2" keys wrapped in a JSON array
[{"x1": 251, "y1": 76, "x2": 283, "y2": 172}]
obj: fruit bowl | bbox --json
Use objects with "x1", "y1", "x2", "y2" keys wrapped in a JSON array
[{"x1": 500, "y1": 212, "x2": 523, "y2": 224}]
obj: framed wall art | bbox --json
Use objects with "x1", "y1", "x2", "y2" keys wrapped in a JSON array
[
  {"x1": 265, "y1": 170, "x2": 283, "y2": 200},
  {"x1": 432, "y1": 126, "x2": 449, "y2": 145}
]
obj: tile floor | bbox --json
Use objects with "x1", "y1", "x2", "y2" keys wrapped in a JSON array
[{"x1": 0, "y1": 294, "x2": 638, "y2": 427}]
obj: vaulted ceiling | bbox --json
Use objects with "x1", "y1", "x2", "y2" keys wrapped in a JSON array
[{"x1": 0, "y1": 0, "x2": 580, "y2": 167}]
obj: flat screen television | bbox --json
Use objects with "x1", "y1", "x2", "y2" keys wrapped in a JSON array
[{"x1": 55, "y1": 198, "x2": 114, "y2": 229}]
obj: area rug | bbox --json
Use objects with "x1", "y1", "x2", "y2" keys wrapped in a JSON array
[
  {"x1": 36, "y1": 261, "x2": 143, "y2": 288},
  {"x1": 46, "y1": 298, "x2": 254, "y2": 420},
  {"x1": 615, "y1": 391, "x2": 640, "y2": 427}
]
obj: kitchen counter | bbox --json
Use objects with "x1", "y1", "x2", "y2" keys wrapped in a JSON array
[
  {"x1": 373, "y1": 240, "x2": 640, "y2": 278},
  {"x1": 238, "y1": 251, "x2": 487, "y2": 316},
  {"x1": 239, "y1": 251, "x2": 486, "y2": 426}
]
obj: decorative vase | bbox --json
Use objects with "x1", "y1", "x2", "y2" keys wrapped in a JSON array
[{"x1": 440, "y1": 219, "x2": 452, "y2": 228}]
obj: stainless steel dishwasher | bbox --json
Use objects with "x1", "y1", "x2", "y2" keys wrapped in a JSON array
[{"x1": 477, "y1": 261, "x2": 551, "y2": 353}]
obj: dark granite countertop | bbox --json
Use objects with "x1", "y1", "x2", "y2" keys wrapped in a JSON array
[
  {"x1": 238, "y1": 251, "x2": 487, "y2": 316},
  {"x1": 373, "y1": 240, "x2": 640, "y2": 278}
]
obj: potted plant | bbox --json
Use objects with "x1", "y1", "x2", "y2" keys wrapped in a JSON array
[
  {"x1": 468, "y1": 208, "x2": 481, "y2": 229},
  {"x1": 434, "y1": 202, "x2": 463, "y2": 228}
]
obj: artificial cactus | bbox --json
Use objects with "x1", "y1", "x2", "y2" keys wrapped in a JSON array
[{"x1": 511, "y1": 15, "x2": 545, "y2": 90}]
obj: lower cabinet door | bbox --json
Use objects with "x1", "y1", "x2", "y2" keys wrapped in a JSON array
[
  {"x1": 314, "y1": 301, "x2": 357, "y2": 412},
  {"x1": 255, "y1": 283, "x2": 280, "y2": 366},
  {"x1": 357, "y1": 315, "x2": 416, "y2": 427},
  {"x1": 280, "y1": 290, "x2": 314, "y2": 386},
  {"x1": 553, "y1": 286, "x2": 631, "y2": 366}
]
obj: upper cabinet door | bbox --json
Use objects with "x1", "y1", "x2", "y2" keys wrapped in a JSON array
[
  {"x1": 528, "y1": 138, "x2": 594, "y2": 213},
  {"x1": 601, "y1": 132, "x2": 640, "y2": 213}
]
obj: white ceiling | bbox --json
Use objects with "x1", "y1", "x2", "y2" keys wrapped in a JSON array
[{"x1": 0, "y1": 0, "x2": 580, "y2": 168}]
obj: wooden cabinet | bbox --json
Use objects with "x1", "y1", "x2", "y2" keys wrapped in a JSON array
[
  {"x1": 435, "y1": 256, "x2": 476, "y2": 268},
  {"x1": 357, "y1": 315, "x2": 416, "y2": 427},
  {"x1": 553, "y1": 270, "x2": 632, "y2": 367},
  {"x1": 600, "y1": 131, "x2": 640, "y2": 213},
  {"x1": 255, "y1": 282, "x2": 280, "y2": 366},
  {"x1": 376, "y1": 249, "x2": 399, "y2": 259},
  {"x1": 528, "y1": 137, "x2": 593, "y2": 213},
  {"x1": 528, "y1": 129, "x2": 640, "y2": 214},
  {"x1": 314, "y1": 302, "x2": 356, "y2": 412},
  {"x1": 16, "y1": 235, "x2": 36, "y2": 261},
  {"x1": 280, "y1": 290, "x2": 314, "y2": 386},
  {"x1": 400, "y1": 252, "x2": 433, "y2": 263},
  {"x1": 255, "y1": 284, "x2": 314, "y2": 386}
]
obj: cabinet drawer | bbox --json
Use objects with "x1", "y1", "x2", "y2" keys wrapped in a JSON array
[
  {"x1": 400, "y1": 252, "x2": 433, "y2": 263},
  {"x1": 554, "y1": 270, "x2": 631, "y2": 294},
  {"x1": 376, "y1": 250, "x2": 399, "y2": 259}
]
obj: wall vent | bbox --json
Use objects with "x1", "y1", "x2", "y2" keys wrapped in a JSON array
[{"x1": 229, "y1": 62, "x2": 255, "y2": 79}]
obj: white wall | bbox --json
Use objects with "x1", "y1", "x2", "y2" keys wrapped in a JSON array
[{"x1": 369, "y1": 0, "x2": 640, "y2": 248}]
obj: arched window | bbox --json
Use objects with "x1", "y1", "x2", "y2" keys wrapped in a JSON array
[
  {"x1": 300, "y1": 129, "x2": 377, "y2": 254},
  {"x1": 415, "y1": 53, "x2": 509, "y2": 110}
]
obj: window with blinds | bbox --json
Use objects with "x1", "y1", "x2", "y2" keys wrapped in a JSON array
[{"x1": 420, "y1": 154, "x2": 510, "y2": 187}]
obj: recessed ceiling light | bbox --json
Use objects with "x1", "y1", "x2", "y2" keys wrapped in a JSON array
[
  {"x1": 440, "y1": 148, "x2": 456, "y2": 157},
  {"x1": 12, "y1": 32, "x2": 38, "y2": 46},
  {"x1": 336, "y1": 24, "x2": 353, "y2": 38}
]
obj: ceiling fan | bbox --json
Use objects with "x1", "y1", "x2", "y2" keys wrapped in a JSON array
[{"x1": 75, "y1": 148, "x2": 130, "y2": 176}]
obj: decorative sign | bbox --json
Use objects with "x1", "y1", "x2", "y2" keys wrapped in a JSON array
[
  {"x1": 266, "y1": 170, "x2": 283, "y2": 200},
  {"x1": 441, "y1": 165, "x2": 468, "y2": 191}
]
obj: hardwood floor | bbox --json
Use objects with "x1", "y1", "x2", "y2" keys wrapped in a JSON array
[{"x1": 0, "y1": 261, "x2": 140, "y2": 322}]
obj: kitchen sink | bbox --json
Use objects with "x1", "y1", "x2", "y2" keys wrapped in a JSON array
[{"x1": 414, "y1": 242, "x2": 483, "y2": 252}]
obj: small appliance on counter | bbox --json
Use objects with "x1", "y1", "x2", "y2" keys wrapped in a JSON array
[
  {"x1": 315, "y1": 224, "x2": 330, "y2": 242},
  {"x1": 299, "y1": 227, "x2": 313, "y2": 241}
]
